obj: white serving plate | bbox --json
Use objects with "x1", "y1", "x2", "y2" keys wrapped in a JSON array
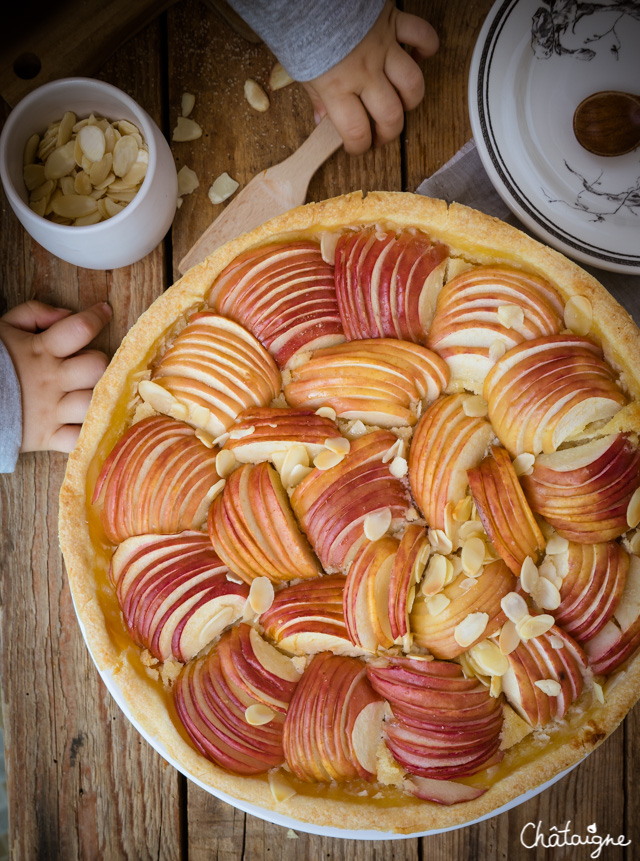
[
  {"x1": 469, "y1": 0, "x2": 640, "y2": 274},
  {"x1": 71, "y1": 591, "x2": 584, "y2": 839}
]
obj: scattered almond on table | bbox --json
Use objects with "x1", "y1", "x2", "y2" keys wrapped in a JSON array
[{"x1": 23, "y1": 112, "x2": 149, "y2": 225}]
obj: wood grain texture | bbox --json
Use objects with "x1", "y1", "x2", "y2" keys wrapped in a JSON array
[{"x1": 1, "y1": 0, "x2": 638, "y2": 859}]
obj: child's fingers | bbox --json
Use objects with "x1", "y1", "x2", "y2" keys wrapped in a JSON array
[
  {"x1": 384, "y1": 44, "x2": 425, "y2": 111},
  {"x1": 301, "y1": 82, "x2": 328, "y2": 125},
  {"x1": 1, "y1": 300, "x2": 72, "y2": 332},
  {"x1": 395, "y1": 12, "x2": 439, "y2": 61},
  {"x1": 361, "y1": 78, "x2": 406, "y2": 147},
  {"x1": 57, "y1": 390, "x2": 94, "y2": 425},
  {"x1": 58, "y1": 350, "x2": 109, "y2": 392},
  {"x1": 39, "y1": 302, "x2": 112, "y2": 358},
  {"x1": 325, "y1": 92, "x2": 372, "y2": 155},
  {"x1": 48, "y1": 424, "x2": 82, "y2": 453}
]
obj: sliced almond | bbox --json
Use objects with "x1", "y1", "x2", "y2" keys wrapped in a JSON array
[
  {"x1": 428, "y1": 528, "x2": 453, "y2": 556},
  {"x1": 382, "y1": 438, "x2": 403, "y2": 464},
  {"x1": 489, "y1": 339, "x2": 507, "y2": 361},
  {"x1": 268, "y1": 771, "x2": 296, "y2": 803},
  {"x1": 59, "y1": 176, "x2": 75, "y2": 196},
  {"x1": 74, "y1": 171, "x2": 92, "y2": 196},
  {"x1": 103, "y1": 198, "x2": 124, "y2": 218},
  {"x1": 138, "y1": 379, "x2": 178, "y2": 413},
  {"x1": 56, "y1": 111, "x2": 77, "y2": 147},
  {"x1": 269, "y1": 61, "x2": 294, "y2": 90},
  {"x1": 315, "y1": 406, "x2": 336, "y2": 421},
  {"x1": 532, "y1": 576, "x2": 561, "y2": 611},
  {"x1": 29, "y1": 197, "x2": 46, "y2": 217},
  {"x1": 244, "y1": 78, "x2": 270, "y2": 112},
  {"x1": 462, "y1": 395, "x2": 488, "y2": 417},
  {"x1": 50, "y1": 194, "x2": 98, "y2": 219},
  {"x1": 499, "y1": 620, "x2": 520, "y2": 655},
  {"x1": 181, "y1": 92, "x2": 196, "y2": 117},
  {"x1": 215, "y1": 449, "x2": 237, "y2": 478},
  {"x1": 244, "y1": 703, "x2": 275, "y2": 726},
  {"x1": 454, "y1": 612, "x2": 489, "y2": 648},
  {"x1": 112, "y1": 134, "x2": 139, "y2": 177},
  {"x1": 347, "y1": 419, "x2": 367, "y2": 437},
  {"x1": 363, "y1": 508, "x2": 392, "y2": 541},
  {"x1": 520, "y1": 556, "x2": 539, "y2": 594},
  {"x1": 116, "y1": 119, "x2": 141, "y2": 136},
  {"x1": 177, "y1": 165, "x2": 199, "y2": 196},
  {"x1": 425, "y1": 593, "x2": 450, "y2": 616},
  {"x1": 324, "y1": 436, "x2": 350, "y2": 456},
  {"x1": 204, "y1": 479, "x2": 226, "y2": 506},
  {"x1": 23, "y1": 163, "x2": 46, "y2": 191},
  {"x1": 517, "y1": 614, "x2": 555, "y2": 641},
  {"x1": 421, "y1": 554, "x2": 448, "y2": 596},
  {"x1": 281, "y1": 444, "x2": 310, "y2": 485},
  {"x1": 389, "y1": 456, "x2": 408, "y2": 479},
  {"x1": 453, "y1": 496, "x2": 473, "y2": 522},
  {"x1": 629, "y1": 531, "x2": 640, "y2": 555},
  {"x1": 627, "y1": 486, "x2": 640, "y2": 529},
  {"x1": 313, "y1": 449, "x2": 344, "y2": 470},
  {"x1": 468, "y1": 640, "x2": 509, "y2": 676},
  {"x1": 195, "y1": 429, "x2": 216, "y2": 448},
  {"x1": 549, "y1": 635, "x2": 565, "y2": 650},
  {"x1": 545, "y1": 534, "x2": 569, "y2": 555},
  {"x1": 249, "y1": 576, "x2": 275, "y2": 614},
  {"x1": 534, "y1": 679, "x2": 561, "y2": 696},
  {"x1": 497, "y1": 304, "x2": 525, "y2": 329},
  {"x1": 23, "y1": 133, "x2": 40, "y2": 166},
  {"x1": 120, "y1": 161, "x2": 147, "y2": 187},
  {"x1": 461, "y1": 536, "x2": 485, "y2": 576},
  {"x1": 44, "y1": 142, "x2": 76, "y2": 180},
  {"x1": 500, "y1": 591, "x2": 528, "y2": 624},
  {"x1": 78, "y1": 124, "x2": 106, "y2": 163},
  {"x1": 512, "y1": 452, "x2": 535, "y2": 477},
  {"x1": 458, "y1": 520, "x2": 484, "y2": 541},
  {"x1": 229, "y1": 425, "x2": 255, "y2": 439},
  {"x1": 208, "y1": 172, "x2": 239, "y2": 204},
  {"x1": 74, "y1": 211, "x2": 102, "y2": 226},
  {"x1": 287, "y1": 464, "x2": 313, "y2": 487},
  {"x1": 490, "y1": 675, "x2": 502, "y2": 698},
  {"x1": 564, "y1": 295, "x2": 592, "y2": 336},
  {"x1": 172, "y1": 116, "x2": 203, "y2": 142},
  {"x1": 593, "y1": 681, "x2": 605, "y2": 704},
  {"x1": 167, "y1": 403, "x2": 189, "y2": 421}
]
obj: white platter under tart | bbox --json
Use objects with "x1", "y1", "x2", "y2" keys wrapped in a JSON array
[{"x1": 469, "y1": 0, "x2": 640, "y2": 274}]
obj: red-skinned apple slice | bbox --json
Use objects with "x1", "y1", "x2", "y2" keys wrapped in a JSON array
[
  {"x1": 409, "y1": 394, "x2": 495, "y2": 530},
  {"x1": 173, "y1": 624, "x2": 300, "y2": 775},
  {"x1": 585, "y1": 554, "x2": 640, "y2": 675},
  {"x1": 284, "y1": 338, "x2": 449, "y2": 428},
  {"x1": 388, "y1": 525, "x2": 430, "y2": 642},
  {"x1": 483, "y1": 335, "x2": 626, "y2": 456},
  {"x1": 552, "y1": 541, "x2": 629, "y2": 643},
  {"x1": 208, "y1": 240, "x2": 344, "y2": 368},
  {"x1": 139, "y1": 312, "x2": 281, "y2": 437},
  {"x1": 93, "y1": 416, "x2": 222, "y2": 544},
  {"x1": 521, "y1": 434, "x2": 640, "y2": 543},
  {"x1": 367, "y1": 656, "x2": 503, "y2": 782},
  {"x1": 404, "y1": 776, "x2": 487, "y2": 805},
  {"x1": 260, "y1": 574, "x2": 360, "y2": 656},
  {"x1": 110, "y1": 530, "x2": 249, "y2": 662},
  {"x1": 427, "y1": 266, "x2": 564, "y2": 392},
  {"x1": 501, "y1": 624, "x2": 586, "y2": 726},
  {"x1": 290, "y1": 430, "x2": 410, "y2": 573},
  {"x1": 283, "y1": 652, "x2": 384, "y2": 783},
  {"x1": 334, "y1": 227, "x2": 448, "y2": 342},
  {"x1": 410, "y1": 560, "x2": 516, "y2": 659},
  {"x1": 222, "y1": 406, "x2": 338, "y2": 463},
  {"x1": 208, "y1": 461, "x2": 320, "y2": 583},
  {"x1": 468, "y1": 445, "x2": 546, "y2": 574},
  {"x1": 344, "y1": 536, "x2": 398, "y2": 652}
]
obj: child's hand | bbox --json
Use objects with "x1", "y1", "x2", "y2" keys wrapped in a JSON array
[
  {"x1": 302, "y1": 1, "x2": 438, "y2": 155},
  {"x1": 0, "y1": 300, "x2": 112, "y2": 454}
]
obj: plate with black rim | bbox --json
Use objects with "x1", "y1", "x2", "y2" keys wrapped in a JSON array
[{"x1": 469, "y1": 0, "x2": 640, "y2": 275}]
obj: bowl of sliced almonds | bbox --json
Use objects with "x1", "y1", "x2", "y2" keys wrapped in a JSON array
[{"x1": 0, "y1": 77, "x2": 177, "y2": 269}]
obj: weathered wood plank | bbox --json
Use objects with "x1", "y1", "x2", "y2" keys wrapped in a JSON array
[{"x1": 0, "y1": 15, "x2": 181, "y2": 861}]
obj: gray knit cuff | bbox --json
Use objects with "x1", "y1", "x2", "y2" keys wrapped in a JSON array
[
  {"x1": 0, "y1": 338, "x2": 22, "y2": 473},
  {"x1": 228, "y1": 0, "x2": 387, "y2": 81}
]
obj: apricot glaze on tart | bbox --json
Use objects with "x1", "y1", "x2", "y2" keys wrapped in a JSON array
[{"x1": 59, "y1": 192, "x2": 640, "y2": 834}]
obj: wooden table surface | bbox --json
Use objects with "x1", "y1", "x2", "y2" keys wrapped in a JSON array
[{"x1": 1, "y1": 2, "x2": 638, "y2": 858}]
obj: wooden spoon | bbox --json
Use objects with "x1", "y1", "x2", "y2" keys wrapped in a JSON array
[
  {"x1": 178, "y1": 116, "x2": 343, "y2": 274},
  {"x1": 573, "y1": 90, "x2": 640, "y2": 157}
]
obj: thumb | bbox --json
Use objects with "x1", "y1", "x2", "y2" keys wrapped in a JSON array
[
  {"x1": 301, "y1": 81, "x2": 328, "y2": 125},
  {"x1": 1, "y1": 300, "x2": 72, "y2": 332}
]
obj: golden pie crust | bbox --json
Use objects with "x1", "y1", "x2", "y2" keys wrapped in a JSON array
[{"x1": 59, "y1": 192, "x2": 640, "y2": 834}]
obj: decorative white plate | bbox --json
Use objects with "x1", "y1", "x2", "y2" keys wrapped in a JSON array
[{"x1": 469, "y1": 0, "x2": 640, "y2": 274}]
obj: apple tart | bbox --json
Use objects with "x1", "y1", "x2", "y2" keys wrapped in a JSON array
[{"x1": 59, "y1": 192, "x2": 640, "y2": 834}]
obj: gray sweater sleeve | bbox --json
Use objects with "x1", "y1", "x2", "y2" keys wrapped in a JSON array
[
  {"x1": 0, "y1": 338, "x2": 22, "y2": 473},
  {"x1": 227, "y1": 0, "x2": 387, "y2": 81}
]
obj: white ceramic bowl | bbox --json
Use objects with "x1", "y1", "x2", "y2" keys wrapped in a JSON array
[{"x1": 0, "y1": 77, "x2": 178, "y2": 270}]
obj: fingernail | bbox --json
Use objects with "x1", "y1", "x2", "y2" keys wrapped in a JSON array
[
  {"x1": 99, "y1": 301, "x2": 112, "y2": 317},
  {"x1": 314, "y1": 111, "x2": 321, "y2": 125}
]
